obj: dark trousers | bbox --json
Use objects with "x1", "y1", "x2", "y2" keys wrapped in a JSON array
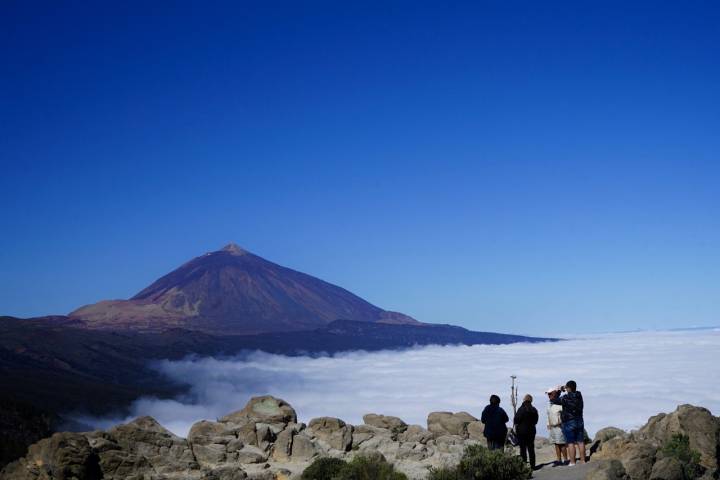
[
  {"x1": 518, "y1": 435, "x2": 536, "y2": 468},
  {"x1": 487, "y1": 438, "x2": 504, "y2": 451}
]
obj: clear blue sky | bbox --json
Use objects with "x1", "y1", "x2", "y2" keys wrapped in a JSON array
[{"x1": 1, "y1": 1, "x2": 718, "y2": 335}]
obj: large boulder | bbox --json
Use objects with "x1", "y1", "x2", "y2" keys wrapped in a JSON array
[
  {"x1": 271, "y1": 423, "x2": 303, "y2": 461},
  {"x1": 188, "y1": 420, "x2": 237, "y2": 445},
  {"x1": 220, "y1": 396, "x2": 297, "y2": 426},
  {"x1": 595, "y1": 427, "x2": 627, "y2": 443},
  {"x1": 106, "y1": 416, "x2": 198, "y2": 476},
  {"x1": 398, "y1": 425, "x2": 435, "y2": 444},
  {"x1": 0, "y1": 432, "x2": 101, "y2": 480},
  {"x1": 427, "y1": 411, "x2": 478, "y2": 437},
  {"x1": 649, "y1": 457, "x2": 685, "y2": 480},
  {"x1": 585, "y1": 459, "x2": 629, "y2": 480},
  {"x1": 187, "y1": 420, "x2": 238, "y2": 467},
  {"x1": 466, "y1": 421, "x2": 484, "y2": 441},
  {"x1": 205, "y1": 466, "x2": 248, "y2": 480},
  {"x1": 352, "y1": 424, "x2": 392, "y2": 449},
  {"x1": 593, "y1": 436, "x2": 657, "y2": 480},
  {"x1": 307, "y1": 417, "x2": 353, "y2": 452},
  {"x1": 362, "y1": 414, "x2": 408, "y2": 435},
  {"x1": 637, "y1": 404, "x2": 720, "y2": 473},
  {"x1": 290, "y1": 433, "x2": 318, "y2": 461},
  {"x1": 235, "y1": 445, "x2": 268, "y2": 464}
]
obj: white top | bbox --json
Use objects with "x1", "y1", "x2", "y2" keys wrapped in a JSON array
[{"x1": 547, "y1": 403, "x2": 563, "y2": 427}]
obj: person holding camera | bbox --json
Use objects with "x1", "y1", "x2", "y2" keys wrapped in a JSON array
[{"x1": 553, "y1": 380, "x2": 585, "y2": 465}]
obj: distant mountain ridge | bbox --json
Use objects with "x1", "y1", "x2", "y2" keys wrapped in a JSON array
[{"x1": 70, "y1": 243, "x2": 419, "y2": 334}]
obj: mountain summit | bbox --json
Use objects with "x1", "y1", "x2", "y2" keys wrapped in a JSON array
[{"x1": 70, "y1": 244, "x2": 418, "y2": 334}]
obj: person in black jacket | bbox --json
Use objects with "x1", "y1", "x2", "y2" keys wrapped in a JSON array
[
  {"x1": 552, "y1": 380, "x2": 585, "y2": 465},
  {"x1": 481, "y1": 394, "x2": 509, "y2": 450},
  {"x1": 513, "y1": 394, "x2": 539, "y2": 469}
]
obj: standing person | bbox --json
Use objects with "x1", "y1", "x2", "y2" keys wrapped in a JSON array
[
  {"x1": 481, "y1": 394, "x2": 509, "y2": 450},
  {"x1": 513, "y1": 394, "x2": 539, "y2": 470},
  {"x1": 555, "y1": 380, "x2": 585, "y2": 465},
  {"x1": 545, "y1": 387, "x2": 568, "y2": 466}
]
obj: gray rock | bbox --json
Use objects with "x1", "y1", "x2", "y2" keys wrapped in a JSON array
[
  {"x1": 466, "y1": 421, "x2": 484, "y2": 441},
  {"x1": 290, "y1": 434, "x2": 317, "y2": 461},
  {"x1": 255, "y1": 424, "x2": 274, "y2": 451},
  {"x1": 593, "y1": 437, "x2": 657, "y2": 480},
  {"x1": 188, "y1": 420, "x2": 236, "y2": 445},
  {"x1": 595, "y1": 427, "x2": 627, "y2": 443},
  {"x1": 205, "y1": 465, "x2": 248, "y2": 480},
  {"x1": 395, "y1": 442, "x2": 432, "y2": 461},
  {"x1": 585, "y1": 459, "x2": 629, "y2": 480},
  {"x1": 227, "y1": 438, "x2": 245, "y2": 453},
  {"x1": 398, "y1": 425, "x2": 435, "y2": 444},
  {"x1": 235, "y1": 445, "x2": 268, "y2": 464},
  {"x1": 308, "y1": 417, "x2": 353, "y2": 452},
  {"x1": 192, "y1": 443, "x2": 227, "y2": 467},
  {"x1": 231, "y1": 420, "x2": 260, "y2": 446},
  {"x1": 0, "y1": 432, "x2": 101, "y2": 480},
  {"x1": 363, "y1": 414, "x2": 408, "y2": 434},
  {"x1": 220, "y1": 396, "x2": 297, "y2": 425},
  {"x1": 272, "y1": 423, "x2": 301, "y2": 461},
  {"x1": 427, "y1": 411, "x2": 478, "y2": 437},
  {"x1": 352, "y1": 424, "x2": 392, "y2": 449},
  {"x1": 649, "y1": 457, "x2": 685, "y2": 480},
  {"x1": 105, "y1": 416, "x2": 198, "y2": 476},
  {"x1": 638, "y1": 404, "x2": 720, "y2": 473}
]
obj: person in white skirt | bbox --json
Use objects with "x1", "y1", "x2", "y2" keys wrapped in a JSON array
[{"x1": 546, "y1": 387, "x2": 569, "y2": 466}]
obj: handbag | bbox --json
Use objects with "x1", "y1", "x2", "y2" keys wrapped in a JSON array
[{"x1": 507, "y1": 428, "x2": 519, "y2": 447}]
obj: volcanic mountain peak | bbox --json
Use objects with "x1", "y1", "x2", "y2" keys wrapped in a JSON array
[
  {"x1": 70, "y1": 244, "x2": 419, "y2": 334},
  {"x1": 220, "y1": 242, "x2": 248, "y2": 255}
]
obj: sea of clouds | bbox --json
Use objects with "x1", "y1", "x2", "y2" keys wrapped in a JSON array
[{"x1": 79, "y1": 329, "x2": 720, "y2": 438}]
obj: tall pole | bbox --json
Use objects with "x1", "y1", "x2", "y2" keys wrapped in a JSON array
[{"x1": 510, "y1": 375, "x2": 518, "y2": 415}]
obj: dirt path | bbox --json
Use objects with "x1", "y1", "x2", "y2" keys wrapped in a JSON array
[{"x1": 532, "y1": 461, "x2": 592, "y2": 480}]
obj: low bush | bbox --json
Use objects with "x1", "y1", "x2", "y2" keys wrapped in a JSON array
[
  {"x1": 301, "y1": 454, "x2": 408, "y2": 480},
  {"x1": 301, "y1": 457, "x2": 347, "y2": 480},
  {"x1": 660, "y1": 434, "x2": 703, "y2": 479},
  {"x1": 428, "y1": 444, "x2": 531, "y2": 480},
  {"x1": 336, "y1": 455, "x2": 408, "y2": 480}
]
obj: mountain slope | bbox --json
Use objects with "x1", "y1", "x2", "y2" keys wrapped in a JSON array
[{"x1": 70, "y1": 244, "x2": 418, "y2": 334}]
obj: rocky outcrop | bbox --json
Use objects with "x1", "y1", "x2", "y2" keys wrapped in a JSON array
[
  {"x1": 307, "y1": 417, "x2": 353, "y2": 452},
  {"x1": 637, "y1": 404, "x2": 720, "y2": 474},
  {"x1": 0, "y1": 432, "x2": 100, "y2": 480},
  {"x1": 591, "y1": 405, "x2": 720, "y2": 480},
  {"x1": 3, "y1": 399, "x2": 718, "y2": 480},
  {"x1": 584, "y1": 459, "x2": 629, "y2": 480},
  {"x1": 363, "y1": 414, "x2": 408, "y2": 435},
  {"x1": 426, "y1": 411, "x2": 478, "y2": 437}
]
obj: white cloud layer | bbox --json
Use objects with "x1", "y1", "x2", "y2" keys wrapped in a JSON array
[{"x1": 79, "y1": 329, "x2": 720, "y2": 439}]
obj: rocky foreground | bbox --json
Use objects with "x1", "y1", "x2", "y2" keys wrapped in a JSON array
[{"x1": 2, "y1": 397, "x2": 718, "y2": 480}]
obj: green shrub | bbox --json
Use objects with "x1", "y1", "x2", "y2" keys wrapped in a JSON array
[
  {"x1": 335, "y1": 455, "x2": 408, "y2": 480},
  {"x1": 428, "y1": 444, "x2": 531, "y2": 480},
  {"x1": 301, "y1": 457, "x2": 347, "y2": 480},
  {"x1": 660, "y1": 434, "x2": 703, "y2": 479},
  {"x1": 301, "y1": 454, "x2": 408, "y2": 480}
]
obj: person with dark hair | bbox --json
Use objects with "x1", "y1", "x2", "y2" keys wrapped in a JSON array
[
  {"x1": 554, "y1": 380, "x2": 585, "y2": 465},
  {"x1": 514, "y1": 394, "x2": 539, "y2": 469},
  {"x1": 481, "y1": 394, "x2": 509, "y2": 450}
]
